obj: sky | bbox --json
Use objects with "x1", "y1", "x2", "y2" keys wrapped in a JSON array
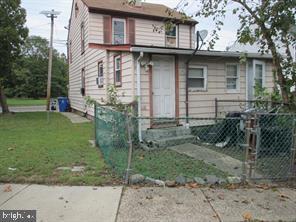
[{"x1": 21, "y1": 0, "x2": 241, "y2": 54}]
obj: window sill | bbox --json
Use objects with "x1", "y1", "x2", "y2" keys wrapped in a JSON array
[
  {"x1": 226, "y1": 90, "x2": 241, "y2": 94},
  {"x1": 188, "y1": 88, "x2": 207, "y2": 92},
  {"x1": 115, "y1": 83, "x2": 122, "y2": 88}
]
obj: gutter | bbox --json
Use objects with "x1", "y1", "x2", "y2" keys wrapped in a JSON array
[
  {"x1": 130, "y1": 47, "x2": 273, "y2": 59},
  {"x1": 136, "y1": 52, "x2": 144, "y2": 142}
]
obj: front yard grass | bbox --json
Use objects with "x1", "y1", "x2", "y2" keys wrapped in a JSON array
[
  {"x1": 0, "y1": 112, "x2": 113, "y2": 186},
  {"x1": 109, "y1": 148, "x2": 228, "y2": 180},
  {"x1": 7, "y1": 98, "x2": 46, "y2": 106}
]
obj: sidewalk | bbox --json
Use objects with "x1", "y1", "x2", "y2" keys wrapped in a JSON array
[
  {"x1": 1, "y1": 184, "x2": 296, "y2": 222},
  {"x1": 0, "y1": 106, "x2": 46, "y2": 113},
  {"x1": 117, "y1": 187, "x2": 296, "y2": 222},
  {"x1": 0, "y1": 184, "x2": 122, "y2": 222}
]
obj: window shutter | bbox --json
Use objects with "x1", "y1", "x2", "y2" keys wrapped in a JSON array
[
  {"x1": 103, "y1": 16, "x2": 111, "y2": 44},
  {"x1": 127, "y1": 18, "x2": 135, "y2": 45}
]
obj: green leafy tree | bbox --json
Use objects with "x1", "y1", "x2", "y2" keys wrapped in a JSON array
[
  {"x1": 7, "y1": 36, "x2": 68, "y2": 98},
  {"x1": 187, "y1": 0, "x2": 295, "y2": 104},
  {"x1": 0, "y1": 0, "x2": 28, "y2": 113}
]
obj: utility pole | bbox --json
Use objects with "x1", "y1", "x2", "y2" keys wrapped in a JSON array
[{"x1": 40, "y1": 10, "x2": 61, "y2": 111}]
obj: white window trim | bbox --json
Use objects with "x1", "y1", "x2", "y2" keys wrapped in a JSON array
[
  {"x1": 97, "y1": 62, "x2": 104, "y2": 87},
  {"x1": 114, "y1": 55, "x2": 122, "y2": 86},
  {"x1": 165, "y1": 24, "x2": 178, "y2": 48},
  {"x1": 188, "y1": 65, "x2": 208, "y2": 91},
  {"x1": 112, "y1": 18, "x2": 126, "y2": 45},
  {"x1": 226, "y1": 63, "x2": 240, "y2": 93},
  {"x1": 253, "y1": 60, "x2": 266, "y2": 88}
]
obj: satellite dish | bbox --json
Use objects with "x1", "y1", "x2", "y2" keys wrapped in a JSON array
[
  {"x1": 196, "y1": 30, "x2": 208, "y2": 50},
  {"x1": 199, "y1": 30, "x2": 208, "y2": 41}
]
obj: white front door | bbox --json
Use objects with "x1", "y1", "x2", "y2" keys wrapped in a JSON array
[{"x1": 152, "y1": 55, "x2": 175, "y2": 118}]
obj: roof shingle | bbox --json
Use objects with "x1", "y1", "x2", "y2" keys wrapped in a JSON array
[{"x1": 82, "y1": 0, "x2": 197, "y2": 24}]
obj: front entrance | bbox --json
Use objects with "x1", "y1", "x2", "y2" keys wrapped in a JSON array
[{"x1": 152, "y1": 55, "x2": 175, "y2": 118}]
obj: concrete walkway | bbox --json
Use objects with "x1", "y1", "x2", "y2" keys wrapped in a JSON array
[
  {"x1": 0, "y1": 184, "x2": 122, "y2": 222},
  {"x1": 170, "y1": 143, "x2": 243, "y2": 176},
  {"x1": 60, "y1": 112, "x2": 91, "y2": 123},
  {"x1": 0, "y1": 106, "x2": 46, "y2": 113}
]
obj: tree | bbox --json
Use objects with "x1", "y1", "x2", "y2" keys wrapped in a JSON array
[
  {"x1": 185, "y1": 0, "x2": 295, "y2": 104},
  {"x1": 0, "y1": 0, "x2": 28, "y2": 113},
  {"x1": 7, "y1": 36, "x2": 68, "y2": 99}
]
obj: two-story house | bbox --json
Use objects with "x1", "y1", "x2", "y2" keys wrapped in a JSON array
[{"x1": 68, "y1": 0, "x2": 274, "y2": 125}]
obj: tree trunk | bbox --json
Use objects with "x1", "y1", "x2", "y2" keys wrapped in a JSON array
[{"x1": 0, "y1": 84, "x2": 10, "y2": 114}]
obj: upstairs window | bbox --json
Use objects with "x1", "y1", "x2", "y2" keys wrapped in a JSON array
[
  {"x1": 166, "y1": 24, "x2": 177, "y2": 48},
  {"x1": 188, "y1": 66, "x2": 207, "y2": 90},
  {"x1": 97, "y1": 62, "x2": 104, "y2": 88},
  {"x1": 81, "y1": 68, "x2": 86, "y2": 96},
  {"x1": 114, "y1": 55, "x2": 122, "y2": 86},
  {"x1": 112, "y1": 18, "x2": 126, "y2": 45},
  {"x1": 226, "y1": 64, "x2": 240, "y2": 91},
  {"x1": 81, "y1": 22, "x2": 85, "y2": 54}
]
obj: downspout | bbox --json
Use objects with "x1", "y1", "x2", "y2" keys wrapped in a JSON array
[
  {"x1": 245, "y1": 60, "x2": 249, "y2": 108},
  {"x1": 137, "y1": 52, "x2": 144, "y2": 142}
]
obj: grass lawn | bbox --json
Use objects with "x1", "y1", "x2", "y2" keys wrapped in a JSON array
[
  {"x1": 7, "y1": 98, "x2": 46, "y2": 106},
  {"x1": 109, "y1": 148, "x2": 228, "y2": 180},
  {"x1": 0, "y1": 112, "x2": 114, "y2": 186}
]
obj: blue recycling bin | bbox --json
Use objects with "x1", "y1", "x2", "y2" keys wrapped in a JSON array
[{"x1": 58, "y1": 97, "x2": 69, "y2": 112}]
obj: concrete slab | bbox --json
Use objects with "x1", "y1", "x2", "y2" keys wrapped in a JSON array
[
  {"x1": 203, "y1": 188, "x2": 296, "y2": 222},
  {"x1": 170, "y1": 143, "x2": 243, "y2": 176},
  {"x1": 0, "y1": 184, "x2": 29, "y2": 205},
  {"x1": 0, "y1": 106, "x2": 46, "y2": 113},
  {"x1": 60, "y1": 112, "x2": 91, "y2": 124},
  {"x1": 117, "y1": 187, "x2": 219, "y2": 222},
  {"x1": 0, "y1": 185, "x2": 123, "y2": 222}
]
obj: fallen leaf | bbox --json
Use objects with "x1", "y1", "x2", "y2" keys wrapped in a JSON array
[
  {"x1": 241, "y1": 199, "x2": 250, "y2": 204},
  {"x1": 242, "y1": 212, "x2": 252, "y2": 221},
  {"x1": 186, "y1": 183, "x2": 199, "y2": 189},
  {"x1": 255, "y1": 184, "x2": 270, "y2": 190},
  {"x1": 146, "y1": 195, "x2": 153, "y2": 200},
  {"x1": 217, "y1": 194, "x2": 224, "y2": 200},
  {"x1": 3, "y1": 185, "x2": 12, "y2": 192},
  {"x1": 279, "y1": 193, "x2": 290, "y2": 200}
]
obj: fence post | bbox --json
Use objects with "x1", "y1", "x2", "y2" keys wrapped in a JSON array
[
  {"x1": 94, "y1": 103, "x2": 97, "y2": 147},
  {"x1": 242, "y1": 115, "x2": 251, "y2": 183},
  {"x1": 215, "y1": 98, "x2": 218, "y2": 119},
  {"x1": 290, "y1": 119, "x2": 296, "y2": 179},
  {"x1": 125, "y1": 112, "x2": 134, "y2": 185}
]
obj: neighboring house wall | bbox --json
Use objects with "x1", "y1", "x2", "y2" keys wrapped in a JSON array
[{"x1": 68, "y1": 0, "x2": 90, "y2": 113}]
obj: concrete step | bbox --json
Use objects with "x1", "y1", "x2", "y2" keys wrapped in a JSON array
[
  {"x1": 150, "y1": 135, "x2": 196, "y2": 149},
  {"x1": 143, "y1": 127, "x2": 191, "y2": 141},
  {"x1": 152, "y1": 120, "x2": 177, "y2": 129}
]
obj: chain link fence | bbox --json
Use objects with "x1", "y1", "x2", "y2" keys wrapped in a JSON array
[
  {"x1": 95, "y1": 104, "x2": 296, "y2": 184},
  {"x1": 245, "y1": 113, "x2": 296, "y2": 180}
]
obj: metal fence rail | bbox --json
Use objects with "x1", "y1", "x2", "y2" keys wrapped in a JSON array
[
  {"x1": 95, "y1": 104, "x2": 296, "y2": 184},
  {"x1": 215, "y1": 99, "x2": 293, "y2": 118}
]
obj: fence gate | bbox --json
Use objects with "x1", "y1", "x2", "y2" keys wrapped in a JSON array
[{"x1": 245, "y1": 113, "x2": 296, "y2": 181}]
